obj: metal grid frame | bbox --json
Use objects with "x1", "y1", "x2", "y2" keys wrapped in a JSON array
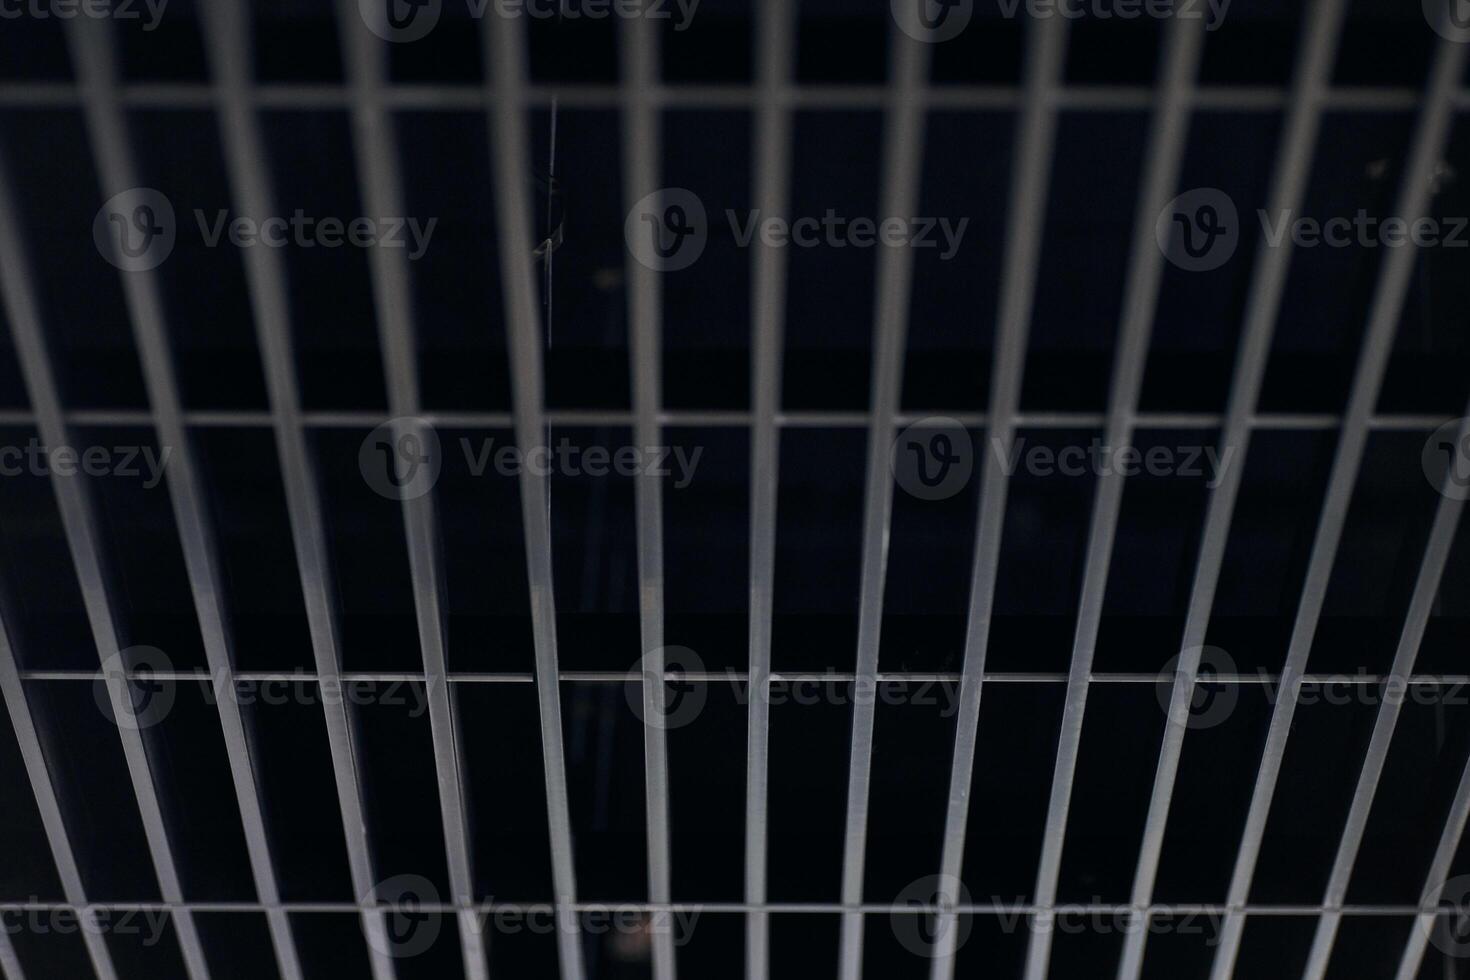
[{"x1": 0, "y1": 1, "x2": 1467, "y2": 978}]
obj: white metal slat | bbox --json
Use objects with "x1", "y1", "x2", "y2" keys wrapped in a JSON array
[
  {"x1": 482, "y1": 10, "x2": 589, "y2": 980},
  {"x1": 928, "y1": 15, "x2": 1068, "y2": 977},
  {"x1": 836, "y1": 23, "x2": 933, "y2": 980},
  {"x1": 618, "y1": 10, "x2": 677, "y2": 980},
  {"x1": 744, "y1": 0, "x2": 797, "y2": 975},
  {"x1": 333, "y1": 6, "x2": 488, "y2": 977}
]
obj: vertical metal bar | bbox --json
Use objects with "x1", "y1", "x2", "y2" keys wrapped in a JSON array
[
  {"x1": 745, "y1": 0, "x2": 796, "y2": 976},
  {"x1": 482, "y1": 12, "x2": 588, "y2": 980},
  {"x1": 68, "y1": 11, "x2": 308, "y2": 979},
  {"x1": 619, "y1": 8, "x2": 676, "y2": 980},
  {"x1": 193, "y1": 3, "x2": 397, "y2": 976},
  {"x1": 0, "y1": 926, "x2": 20, "y2": 980},
  {"x1": 334, "y1": 7, "x2": 487, "y2": 978},
  {"x1": 1300, "y1": 414, "x2": 1470, "y2": 980},
  {"x1": 1396, "y1": 736, "x2": 1470, "y2": 980},
  {"x1": 836, "y1": 26, "x2": 932, "y2": 980},
  {"x1": 927, "y1": 17, "x2": 1068, "y2": 979},
  {"x1": 1021, "y1": 17, "x2": 1204, "y2": 980},
  {"x1": 1208, "y1": 33, "x2": 1470, "y2": 980},
  {"x1": 0, "y1": 620, "x2": 118, "y2": 980},
  {"x1": 1115, "y1": 2, "x2": 1348, "y2": 975}
]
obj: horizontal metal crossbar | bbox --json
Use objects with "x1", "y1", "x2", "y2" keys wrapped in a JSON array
[{"x1": 0, "y1": 408, "x2": 1450, "y2": 430}]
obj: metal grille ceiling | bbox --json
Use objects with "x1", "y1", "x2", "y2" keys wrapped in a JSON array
[{"x1": 0, "y1": 0, "x2": 1469, "y2": 978}]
